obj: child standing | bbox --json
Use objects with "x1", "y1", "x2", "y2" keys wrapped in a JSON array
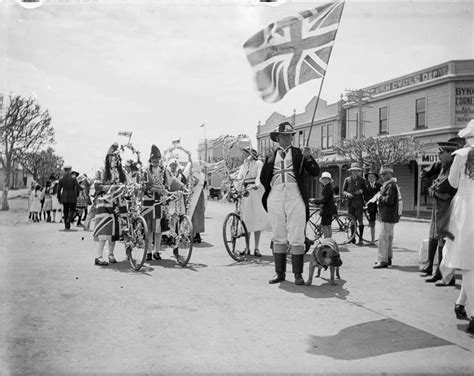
[
  {"x1": 312, "y1": 171, "x2": 337, "y2": 238},
  {"x1": 30, "y1": 185, "x2": 42, "y2": 223}
]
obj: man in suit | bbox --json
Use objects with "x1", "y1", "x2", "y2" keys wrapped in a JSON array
[
  {"x1": 57, "y1": 165, "x2": 81, "y2": 230},
  {"x1": 260, "y1": 122, "x2": 320, "y2": 285},
  {"x1": 342, "y1": 162, "x2": 366, "y2": 245}
]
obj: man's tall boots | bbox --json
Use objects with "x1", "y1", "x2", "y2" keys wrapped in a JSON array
[
  {"x1": 292, "y1": 254, "x2": 305, "y2": 285},
  {"x1": 420, "y1": 238, "x2": 437, "y2": 275},
  {"x1": 268, "y1": 253, "x2": 286, "y2": 284},
  {"x1": 358, "y1": 225, "x2": 364, "y2": 245},
  {"x1": 426, "y1": 245, "x2": 444, "y2": 283}
]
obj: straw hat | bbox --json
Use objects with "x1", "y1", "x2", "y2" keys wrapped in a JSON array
[
  {"x1": 269, "y1": 122, "x2": 296, "y2": 142},
  {"x1": 365, "y1": 168, "x2": 379, "y2": 180},
  {"x1": 379, "y1": 165, "x2": 394, "y2": 175},
  {"x1": 241, "y1": 146, "x2": 258, "y2": 159},
  {"x1": 348, "y1": 162, "x2": 362, "y2": 171}
]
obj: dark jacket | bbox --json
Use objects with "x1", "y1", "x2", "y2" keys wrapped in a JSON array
[
  {"x1": 364, "y1": 180, "x2": 382, "y2": 216},
  {"x1": 314, "y1": 183, "x2": 337, "y2": 217},
  {"x1": 378, "y1": 180, "x2": 399, "y2": 223},
  {"x1": 260, "y1": 147, "x2": 320, "y2": 218},
  {"x1": 57, "y1": 173, "x2": 81, "y2": 204},
  {"x1": 342, "y1": 175, "x2": 366, "y2": 208}
]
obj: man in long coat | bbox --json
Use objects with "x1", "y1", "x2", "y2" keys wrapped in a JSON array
[
  {"x1": 57, "y1": 165, "x2": 81, "y2": 230},
  {"x1": 260, "y1": 122, "x2": 320, "y2": 285}
]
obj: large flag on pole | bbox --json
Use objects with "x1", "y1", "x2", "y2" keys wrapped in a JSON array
[{"x1": 243, "y1": 1, "x2": 344, "y2": 103}]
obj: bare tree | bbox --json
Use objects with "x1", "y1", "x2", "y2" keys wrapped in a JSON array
[
  {"x1": 334, "y1": 135, "x2": 420, "y2": 171},
  {"x1": 22, "y1": 147, "x2": 64, "y2": 186},
  {"x1": 1, "y1": 95, "x2": 55, "y2": 210}
]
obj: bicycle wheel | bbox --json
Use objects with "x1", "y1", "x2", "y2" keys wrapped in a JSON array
[
  {"x1": 359, "y1": 210, "x2": 379, "y2": 243},
  {"x1": 126, "y1": 215, "x2": 149, "y2": 271},
  {"x1": 305, "y1": 209, "x2": 322, "y2": 243},
  {"x1": 222, "y1": 213, "x2": 249, "y2": 262},
  {"x1": 331, "y1": 213, "x2": 357, "y2": 245},
  {"x1": 174, "y1": 215, "x2": 193, "y2": 267}
]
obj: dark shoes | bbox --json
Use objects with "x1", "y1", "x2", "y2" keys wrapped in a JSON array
[
  {"x1": 388, "y1": 258, "x2": 392, "y2": 266},
  {"x1": 467, "y1": 318, "x2": 474, "y2": 334},
  {"x1": 294, "y1": 273, "x2": 305, "y2": 286},
  {"x1": 94, "y1": 257, "x2": 108, "y2": 266},
  {"x1": 254, "y1": 249, "x2": 262, "y2": 257},
  {"x1": 108, "y1": 254, "x2": 117, "y2": 264},
  {"x1": 425, "y1": 272, "x2": 442, "y2": 283},
  {"x1": 373, "y1": 261, "x2": 389, "y2": 269},
  {"x1": 455, "y1": 304, "x2": 468, "y2": 320},
  {"x1": 268, "y1": 272, "x2": 286, "y2": 284},
  {"x1": 193, "y1": 233, "x2": 202, "y2": 243},
  {"x1": 238, "y1": 248, "x2": 250, "y2": 256},
  {"x1": 419, "y1": 265, "x2": 433, "y2": 276},
  {"x1": 152, "y1": 252, "x2": 162, "y2": 260},
  {"x1": 146, "y1": 253, "x2": 152, "y2": 261}
]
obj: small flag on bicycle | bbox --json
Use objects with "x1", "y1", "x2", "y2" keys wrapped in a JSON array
[{"x1": 243, "y1": 1, "x2": 344, "y2": 103}]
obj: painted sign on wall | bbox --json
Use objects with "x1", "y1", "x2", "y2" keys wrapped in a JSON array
[{"x1": 455, "y1": 85, "x2": 474, "y2": 125}]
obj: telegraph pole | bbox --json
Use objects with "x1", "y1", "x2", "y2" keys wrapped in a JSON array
[{"x1": 345, "y1": 89, "x2": 372, "y2": 139}]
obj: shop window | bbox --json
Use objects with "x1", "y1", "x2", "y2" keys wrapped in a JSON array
[
  {"x1": 379, "y1": 106, "x2": 388, "y2": 134},
  {"x1": 416, "y1": 98, "x2": 426, "y2": 128}
]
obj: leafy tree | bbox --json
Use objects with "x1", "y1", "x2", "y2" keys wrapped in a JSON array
[
  {"x1": 1, "y1": 95, "x2": 54, "y2": 210},
  {"x1": 22, "y1": 147, "x2": 64, "y2": 186},
  {"x1": 334, "y1": 135, "x2": 421, "y2": 171}
]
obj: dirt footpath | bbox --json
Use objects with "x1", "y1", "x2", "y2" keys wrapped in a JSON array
[{"x1": 0, "y1": 194, "x2": 472, "y2": 375}]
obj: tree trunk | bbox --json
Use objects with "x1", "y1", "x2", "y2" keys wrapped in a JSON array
[{"x1": 2, "y1": 163, "x2": 10, "y2": 210}]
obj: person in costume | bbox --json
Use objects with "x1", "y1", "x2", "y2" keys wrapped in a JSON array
[
  {"x1": 167, "y1": 158, "x2": 187, "y2": 185},
  {"x1": 184, "y1": 160, "x2": 206, "y2": 244},
  {"x1": 439, "y1": 120, "x2": 474, "y2": 332},
  {"x1": 235, "y1": 147, "x2": 270, "y2": 256},
  {"x1": 260, "y1": 122, "x2": 320, "y2": 285},
  {"x1": 420, "y1": 141, "x2": 458, "y2": 282},
  {"x1": 342, "y1": 162, "x2": 366, "y2": 245},
  {"x1": 92, "y1": 143, "x2": 127, "y2": 266},
  {"x1": 363, "y1": 168, "x2": 382, "y2": 245}
]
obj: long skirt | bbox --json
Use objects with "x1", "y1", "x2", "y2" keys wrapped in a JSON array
[
  {"x1": 92, "y1": 197, "x2": 125, "y2": 242},
  {"x1": 241, "y1": 186, "x2": 270, "y2": 232},
  {"x1": 191, "y1": 191, "x2": 205, "y2": 234}
]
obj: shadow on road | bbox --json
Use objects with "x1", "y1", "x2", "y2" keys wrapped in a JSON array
[
  {"x1": 99, "y1": 260, "x2": 155, "y2": 276},
  {"x1": 193, "y1": 241, "x2": 213, "y2": 248},
  {"x1": 306, "y1": 318, "x2": 454, "y2": 360},
  {"x1": 279, "y1": 279, "x2": 349, "y2": 300},
  {"x1": 389, "y1": 265, "x2": 420, "y2": 273},
  {"x1": 393, "y1": 246, "x2": 416, "y2": 253},
  {"x1": 226, "y1": 255, "x2": 274, "y2": 267}
]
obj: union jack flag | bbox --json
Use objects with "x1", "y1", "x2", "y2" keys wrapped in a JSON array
[{"x1": 243, "y1": 1, "x2": 344, "y2": 103}]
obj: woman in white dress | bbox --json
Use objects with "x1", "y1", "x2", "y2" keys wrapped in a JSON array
[
  {"x1": 441, "y1": 120, "x2": 474, "y2": 333},
  {"x1": 235, "y1": 147, "x2": 270, "y2": 257}
]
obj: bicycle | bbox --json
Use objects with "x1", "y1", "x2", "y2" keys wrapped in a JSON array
[
  {"x1": 158, "y1": 190, "x2": 194, "y2": 267},
  {"x1": 222, "y1": 186, "x2": 253, "y2": 262},
  {"x1": 105, "y1": 181, "x2": 150, "y2": 271},
  {"x1": 305, "y1": 198, "x2": 357, "y2": 246}
]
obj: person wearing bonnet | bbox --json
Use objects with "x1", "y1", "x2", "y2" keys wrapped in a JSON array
[
  {"x1": 438, "y1": 120, "x2": 474, "y2": 333},
  {"x1": 92, "y1": 142, "x2": 127, "y2": 266},
  {"x1": 235, "y1": 146, "x2": 270, "y2": 257}
]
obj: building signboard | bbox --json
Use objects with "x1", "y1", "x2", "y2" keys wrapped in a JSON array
[
  {"x1": 365, "y1": 65, "x2": 449, "y2": 96},
  {"x1": 455, "y1": 85, "x2": 474, "y2": 125},
  {"x1": 417, "y1": 153, "x2": 439, "y2": 165}
]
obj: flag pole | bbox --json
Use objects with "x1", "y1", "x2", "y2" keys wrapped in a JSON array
[{"x1": 299, "y1": 0, "x2": 345, "y2": 173}]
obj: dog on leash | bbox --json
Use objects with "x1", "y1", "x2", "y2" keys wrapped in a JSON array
[{"x1": 305, "y1": 238, "x2": 343, "y2": 286}]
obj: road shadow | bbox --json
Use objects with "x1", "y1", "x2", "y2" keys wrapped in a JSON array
[
  {"x1": 307, "y1": 318, "x2": 454, "y2": 359},
  {"x1": 99, "y1": 260, "x2": 154, "y2": 276},
  {"x1": 279, "y1": 279, "x2": 349, "y2": 300},
  {"x1": 227, "y1": 255, "x2": 274, "y2": 267},
  {"x1": 193, "y1": 241, "x2": 213, "y2": 248},
  {"x1": 456, "y1": 323, "x2": 474, "y2": 337},
  {"x1": 393, "y1": 246, "x2": 416, "y2": 253},
  {"x1": 147, "y1": 258, "x2": 208, "y2": 271},
  {"x1": 389, "y1": 265, "x2": 420, "y2": 273}
]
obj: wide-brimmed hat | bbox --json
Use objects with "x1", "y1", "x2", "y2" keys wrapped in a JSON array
[
  {"x1": 270, "y1": 122, "x2": 296, "y2": 142},
  {"x1": 319, "y1": 171, "x2": 333, "y2": 184},
  {"x1": 149, "y1": 144, "x2": 161, "y2": 162},
  {"x1": 380, "y1": 165, "x2": 394, "y2": 175},
  {"x1": 458, "y1": 119, "x2": 474, "y2": 139},
  {"x1": 365, "y1": 168, "x2": 379, "y2": 180},
  {"x1": 348, "y1": 162, "x2": 362, "y2": 171},
  {"x1": 71, "y1": 171, "x2": 79, "y2": 177},
  {"x1": 77, "y1": 174, "x2": 86, "y2": 183},
  {"x1": 106, "y1": 142, "x2": 120, "y2": 156},
  {"x1": 241, "y1": 146, "x2": 258, "y2": 159},
  {"x1": 437, "y1": 141, "x2": 459, "y2": 153}
]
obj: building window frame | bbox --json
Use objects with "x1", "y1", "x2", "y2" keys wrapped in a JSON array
[
  {"x1": 379, "y1": 106, "x2": 388, "y2": 134},
  {"x1": 321, "y1": 123, "x2": 334, "y2": 150},
  {"x1": 415, "y1": 97, "x2": 426, "y2": 129}
]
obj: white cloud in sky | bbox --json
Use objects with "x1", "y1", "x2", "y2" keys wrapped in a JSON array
[{"x1": 1, "y1": 0, "x2": 473, "y2": 174}]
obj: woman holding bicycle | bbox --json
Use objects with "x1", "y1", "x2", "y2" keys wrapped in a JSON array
[
  {"x1": 312, "y1": 171, "x2": 337, "y2": 238},
  {"x1": 92, "y1": 143, "x2": 127, "y2": 266},
  {"x1": 235, "y1": 147, "x2": 270, "y2": 257}
]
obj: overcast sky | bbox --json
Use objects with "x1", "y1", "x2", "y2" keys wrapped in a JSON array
[{"x1": 1, "y1": 0, "x2": 472, "y2": 175}]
